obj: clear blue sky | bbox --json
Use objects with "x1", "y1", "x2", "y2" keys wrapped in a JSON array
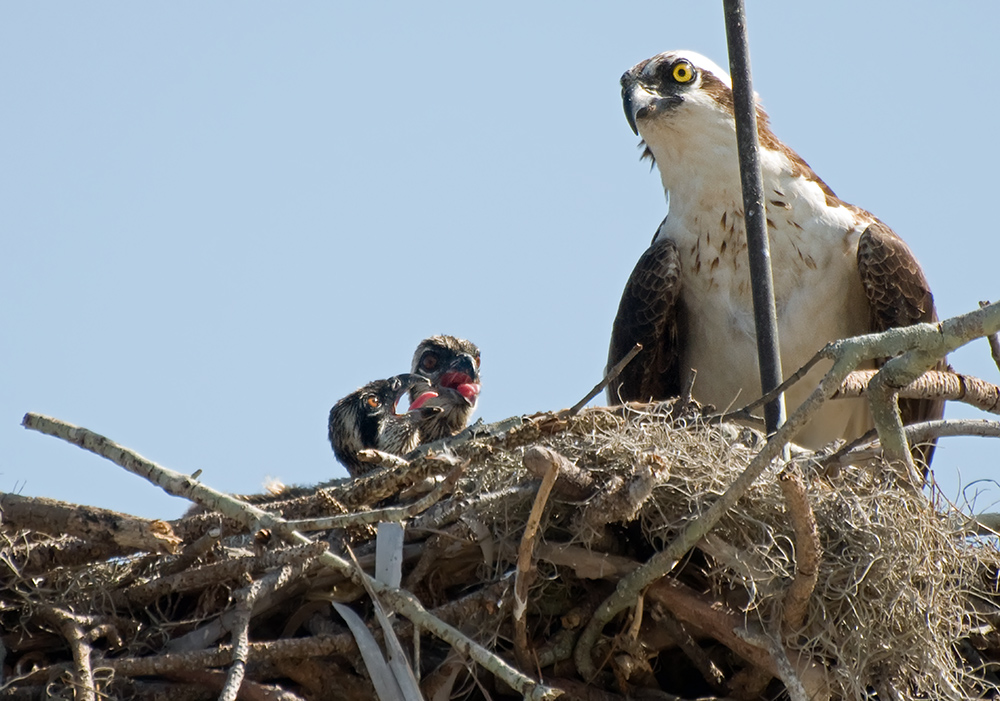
[{"x1": 4, "y1": 3, "x2": 998, "y2": 519}]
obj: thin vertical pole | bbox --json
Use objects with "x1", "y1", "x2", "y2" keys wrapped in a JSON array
[{"x1": 722, "y1": 0, "x2": 786, "y2": 435}]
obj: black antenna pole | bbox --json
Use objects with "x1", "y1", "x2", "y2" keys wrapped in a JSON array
[{"x1": 722, "y1": 0, "x2": 786, "y2": 435}]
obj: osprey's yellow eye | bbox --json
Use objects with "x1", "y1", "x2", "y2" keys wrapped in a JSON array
[
  {"x1": 672, "y1": 61, "x2": 694, "y2": 84},
  {"x1": 366, "y1": 395, "x2": 380, "y2": 409}
]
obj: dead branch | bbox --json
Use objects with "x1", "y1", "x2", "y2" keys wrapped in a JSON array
[
  {"x1": 834, "y1": 369, "x2": 1000, "y2": 414},
  {"x1": 5, "y1": 533, "x2": 135, "y2": 576},
  {"x1": 821, "y1": 418, "x2": 1000, "y2": 470},
  {"x1": 778, "y1": 465, "x2": 820, "y2": 636},
  {"x1": 166, "y1": 562, "x2": 306, "y2": 654},
  {"x1": 514, "y1": 447, "x2": 561, "y2": 671},
  {"x1": 218, "y1": 575, "x2": 266, "y2": 701},
  {"x1": 732, "y1": 626, "x2": 809, "y2": 701},
  {"x1": 0, "y1": 493, "x2": 182, "y2": 555},
  {"x1": 38, "y1": 606, "x2": 97, "y2": 701}
]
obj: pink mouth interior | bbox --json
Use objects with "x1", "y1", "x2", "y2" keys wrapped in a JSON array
[
  {"x1": 409, "y1": 390, "x2": 439, "y2": 411},
  {"x1": 440, "y1": 371, "x2": 480, "y2": 402}
]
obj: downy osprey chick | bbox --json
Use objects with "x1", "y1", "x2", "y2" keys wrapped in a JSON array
[
  {"x1": 328, "y1": 373, "x2": 435, "y2": 477},
  {"x1": 409, "y1": 335, "x2": 481, "y2": 442},
  {"x1": 609, "y1": 50, "x2": 943, "y2": 465}
]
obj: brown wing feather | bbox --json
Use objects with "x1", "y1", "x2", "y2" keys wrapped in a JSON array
[
  {"x1": 857, "y1": 220, "x2": 945, "y2": 468},
  {"x1": 607, "y1": 237, "x2": 683, "y2": 403}
]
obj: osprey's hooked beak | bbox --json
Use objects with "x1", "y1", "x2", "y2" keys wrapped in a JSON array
[
  {"x1": 440, "y1": 352, "x2": 481, "y2": 407},
  {"x1": 390, "y1": 373, "x2": 432, "y2": 414},
  {"x1": 621, "y1": 69, "x2": 684, "y2": 136},
  {"x1": 621, "y1": 72, "x2": 640, "y2": 135}
]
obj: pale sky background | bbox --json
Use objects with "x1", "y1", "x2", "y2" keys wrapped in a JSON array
[{"x1": 3, "y1": 3, "x2": 998, "y2": 520}]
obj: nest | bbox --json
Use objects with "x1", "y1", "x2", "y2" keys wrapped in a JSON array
[{"x1": 3, "y1": 402, "x2": 1000, "y2": 700}]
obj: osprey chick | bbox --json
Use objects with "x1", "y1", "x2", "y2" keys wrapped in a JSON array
[
  {"x1": 409, "y1": 335, "x2": 481, "y2": 441},
  {"x1": 328, "y1": 373, "x2": 434, "y2": 477},
  {"x1": 609, "y1": 50, "x2": 943, "y2": 462}
]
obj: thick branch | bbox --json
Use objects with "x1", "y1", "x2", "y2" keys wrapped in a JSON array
[
  {"x1": 834, "y1": 369, "x2": 1000, "y2": 414},
  {"x1": 0, "y1": 493, "x2": 182, "y2": 554}
]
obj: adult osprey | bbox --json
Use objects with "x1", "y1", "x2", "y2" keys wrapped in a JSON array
[
  {"x1": 608, "y1": 50, "x2": 943, "y2": 459},
  {"x1": 409, "y1": 335, "x2": 482, "y2": 441}
]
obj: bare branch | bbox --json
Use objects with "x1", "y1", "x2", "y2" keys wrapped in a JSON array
[
  {"x1": 0, "y1": 493, "x2": 182, "y2": 554},
  {"x1": 38, "y1": 606, "x2": 97, "y2": 701},
  {"x1": 821, "y1": 418, "x2": 1000, "y2": 471},
  {"x1": 568, "y1": 343, "x2": 642, "y2": 416},
  {"x1": 834, "y1": 369, "x2": 1000, "y2": 414},
  {"x1": 514, "y1": 447, "x2": 562, "y2": 671},
  {"x1": 778, "y1": 466, "x2": 820, "y2": 636}
]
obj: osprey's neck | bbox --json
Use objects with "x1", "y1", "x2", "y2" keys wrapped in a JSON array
[{"x1": 649, "y1": 129, "x2": 850, "y2": 243}]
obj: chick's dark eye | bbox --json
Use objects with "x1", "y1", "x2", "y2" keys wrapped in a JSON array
[
  {"x1": 420, "y1": 354, "x2": 438, "y2": 371},
  {"x1": 672, "y1": 61, "x2": 695, "y2": 84},
  {"x1": 474, "y1": 355, "x2": 481, "y2": 369},
  {"x1": 366, "y1": 395, "x2": 380, "y2": 408}
]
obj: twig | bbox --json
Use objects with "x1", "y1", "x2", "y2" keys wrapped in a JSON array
[
  {"x1": 335, "y1": 452, "x2": 464, "y2": 510},
  {"x1": 286, "y1": 461, "x2": 465, "y2": 531},
  {"x1": 777, "y1": 465, "x2": 820, "y2": 636},
  {"x1": 21, "y1": 413, "x2": 560, "y2": 701},
  {"x1": 568, "y1": 343, "x2": 642, "y2": 416},
  {"x1": 718, "y1": 350, "x2": 824, "y2": 426},
  {"x1": 982, "y1": 300, "x2": 1000, "y2": 374},
  {"x1": 514, "y1": 447, "x2": 562, "y2": 671},
  {"x1": 15, "y1": 635, "x2": 358, "y2": 684},
  {"x1": 537, "y1": 539, "x2": 814, "y2": 692},
  {"x1": 356, "y1": 449, "x2": 412, "y2": 470},
  {"x1": 573, "y1": 459, "x2": 660, "y2": 547}
]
